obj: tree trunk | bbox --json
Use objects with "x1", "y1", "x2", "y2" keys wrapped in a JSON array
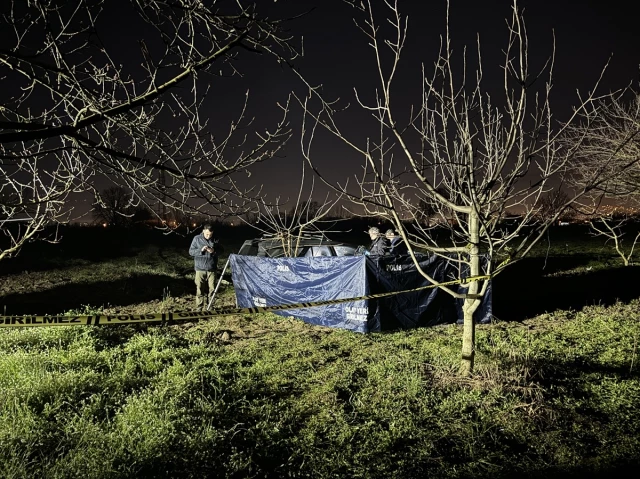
[{"x1": 461, "y1": 210, "x2": 480, "y2": 376}]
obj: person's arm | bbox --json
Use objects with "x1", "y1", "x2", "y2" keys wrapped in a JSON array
[{"x1": 189, "y1": 237, "x2": 202, "y2": 257}]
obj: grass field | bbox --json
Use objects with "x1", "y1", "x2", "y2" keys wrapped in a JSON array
[{"x1": 0, "y1": 225, "x2": 639, "y2": 478}]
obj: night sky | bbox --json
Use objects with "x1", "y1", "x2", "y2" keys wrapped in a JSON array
[
  {"x1": 64, "y1": 0, "x2": 640, "y2": 217},
  {"x1": 222, "y1": 0, "x2": 639, "y2": 206}
]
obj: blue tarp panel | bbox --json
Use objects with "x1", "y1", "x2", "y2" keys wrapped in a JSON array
[
  {"x1": 366, "y1": 254, "x2": 492, "y2": 330},
  {"x1": 230, "y1": 255, "x2": 372, "y2": 332},
  {"x1": 230, "y1": 253, "x2": 492, "y2": 333}
]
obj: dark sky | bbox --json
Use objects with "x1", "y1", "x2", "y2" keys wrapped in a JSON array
[
  {"x1": 64, "y1": 0, "x2": 639, "y2": 217},
  {"x1": 233, "y1": 0, "x2": 639, "y2": 205}
]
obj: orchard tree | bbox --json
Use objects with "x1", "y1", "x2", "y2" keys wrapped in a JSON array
[
  {"x1": 238, "y1": 161, "x2": 343, "y2": 257},
  {"x1": 535, "y1": 190, "x2": 574, "y2": 223},
  {"x1": 0, "y1": 0, "x2": 301, "y2": 259},
  {"x1": 564, "y1": 89, "x2": 640, "y2": 264},
  {"x1": 566, "y1": 89, "x2": 640, "y2": 200},
  {"x1": 298, "y1": 0, "x2": 626, "y2": 375},
  {"x1": 590, "y1": 214, "x2": 640, "y2": 266},
  {"x1": 93, "y1": 186, "x2": 152, "y2": 227},
  {"x1": 93, "y1": 186, "x2": 135, "y2": 227}
]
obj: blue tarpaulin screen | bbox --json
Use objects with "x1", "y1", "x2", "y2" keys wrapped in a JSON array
[
  {"x1": 365, "y1": 254, "x2": 492, "y2": 331},
  {"x1": 230, "y1": 254, "x2": 372, "y2": 332},
  {"x1": 230, "y1": 253, "x2": 491, "y2": 333}
]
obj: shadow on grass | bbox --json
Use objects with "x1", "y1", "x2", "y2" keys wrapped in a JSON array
[
  {"x1": 493, "y1": 256, "x2": 640, "y2": 321},
  {"x1": 158, "y1": 246, "x2": 199, "y2": 277},
  {"x1": 0, "y1": 226, "x2": 191, "y2": 276},
  {"x1": 0, "y1": 273, "x2": 194, "y2": 316},
  {"x1": 119, "y1": 345, "x2": 640, "y2": 479},
  {"x1": 486, "y1": 351, "x2": 640, "y2": 479},
  {"x1": 509, "y1": 463, "x2": 640, "y2": 479}
]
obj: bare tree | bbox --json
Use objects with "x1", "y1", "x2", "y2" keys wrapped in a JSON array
[
  {"x1": 566, "y1": 89, "x2": 640, "y2": 199},
  {"x1": 239, "y1": 162, "x2": 343, "y2": 257},
  {"x1": 297, "y1": 0, "x2": 621, "y2": 375},
  {"x1": 535, "y1": 190, "x2": 574, "y2": 223},
  {"x1": 166, "y1": 209, "x2": 209, "y2": 232},
  {"x1": 590, "y1": 214, "x2": 640, "y2": 266},
  {"x1": 0, "y1": 183, "x2": 73, "y2": 260},
  {"x1": 93, "y1": 186, "x2": 135, "y2": 227},
  {"x1": 290, "y1": 200, "x2": 321, "y2": 222},
  {"x1": 329, "y1": 203, "x2": 348, "y2": 219},
  {"x1": 0, "y1": 0, "x2": 301, "y2": 259},
  {"x1": 564, "y1": 89, "x2": 640, "y2": 264},
  {"x1": 92, "y1": 185, "x2": 152, "y2": 227}
]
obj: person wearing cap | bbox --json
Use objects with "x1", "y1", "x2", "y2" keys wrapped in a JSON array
[
  {"x1": 385, "y1": 229, "x2": 408, "y2": 255},
  {"x1": 366, "y1": 226, "x2": 389, "y2": 255}
]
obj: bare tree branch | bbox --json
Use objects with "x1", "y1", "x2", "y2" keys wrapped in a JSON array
[{"x1": 1, "y1": 0, "x2": 302, "y2": 257}]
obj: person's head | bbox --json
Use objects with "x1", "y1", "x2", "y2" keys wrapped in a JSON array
[
  {"x1": 202, "y1": 224, "x2": 213, "y2": 240},
  {"x1": 385, "y1": 229, "x2": 395, "y2": 240},
  {"x1": 367, "y1": 226, "x2": 380, "y2": 240}
]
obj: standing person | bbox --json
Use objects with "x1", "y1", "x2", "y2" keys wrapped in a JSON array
[
  {"x1": 189, "y1": 224, "x2": 221, "y2": 310},
  {"x1": 366, "y1": 226, "x2": 389, "y2": 255},
  {"x1": 385, "y1": 229, "x2": 408, "y2": 255}
]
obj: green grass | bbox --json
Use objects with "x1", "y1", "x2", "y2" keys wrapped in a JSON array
[
  {"x1": 1, "y1": 304, "x2": 639, "y2": 478},
  {"x1": 0, "y1": 228, "x2": 639, "y2": 478}
]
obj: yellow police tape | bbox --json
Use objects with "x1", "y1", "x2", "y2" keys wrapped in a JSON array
[{"x1": 0, "y1": 274, "x2": 491, "y2": 328}]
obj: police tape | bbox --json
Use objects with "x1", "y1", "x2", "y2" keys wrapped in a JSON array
[{"x1": 0, "y1": 274, "x2": 492, "y2": 328}]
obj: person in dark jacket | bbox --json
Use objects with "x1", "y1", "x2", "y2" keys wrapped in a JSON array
[
  {"x1": 385, "y1": 229, "x2": 408, "y2": 255},
  {"x1": 366, "y1": 226, "x2": 389, "y2": 256},
  {"x1": 189, "y1": 224, "x2": 222, "y2": 309}
]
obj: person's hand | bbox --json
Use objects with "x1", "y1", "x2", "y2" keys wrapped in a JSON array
[{"x1": 201, "y1": 245, "x2": 208, "y2": 252}]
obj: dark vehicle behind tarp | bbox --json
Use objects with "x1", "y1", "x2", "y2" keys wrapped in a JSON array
[{"x1": 237, "y1": 235, "x2": 357, "y2": 258}]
